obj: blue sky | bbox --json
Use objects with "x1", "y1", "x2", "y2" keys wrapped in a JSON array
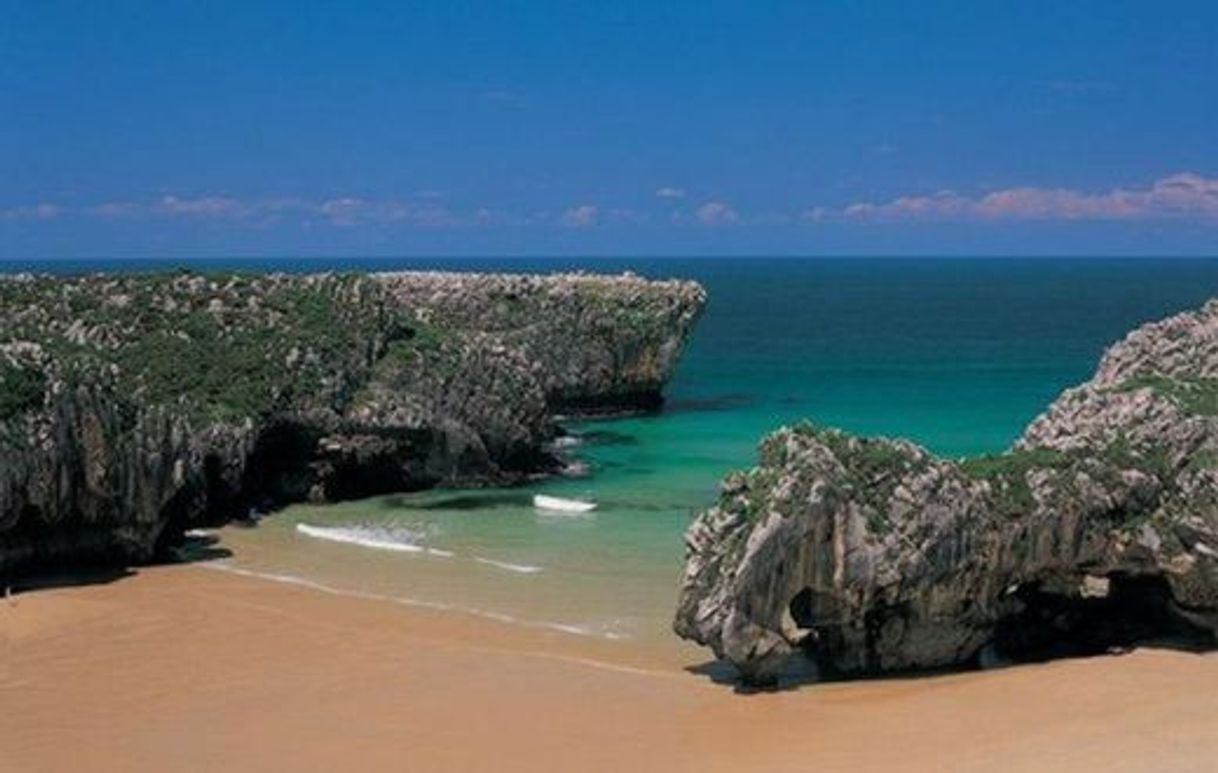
[{"x1": 2, "y1": 1, "x2": 1217, "y2": 258}]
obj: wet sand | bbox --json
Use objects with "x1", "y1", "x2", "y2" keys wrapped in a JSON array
[{"x1": 2, "y1": 564, "x2": 1216, "y2": 772}]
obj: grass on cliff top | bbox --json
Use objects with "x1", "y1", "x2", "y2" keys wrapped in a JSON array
[
  {"x1": 763, "y1": 423, "x2": 927, "y2": 534},
  {"x1": 0, "y1": 272, "x2": 447, "y2": 425},
  {"x1": 754, "y1": 423, "x2": 1176, "y2": 533},
  {"x1": 1186, "y1": 448, "x2": 1218, "y2": 472},
  {"x1": 791, "y1": 423, "x2": 925, "y2": 474},
  {"x1": 960, "y1": 438, "x2": 1175, "y2": 523},
  {"x1": 959, "y1": 447, "x2": 1070, "y2": 480},
  {"x1": 958, "y1": 447, "x2": 1069, "y2": 516},
  {"x1": 961, "y1": 436, "x2": 1172, "y2": 481},
  {"x1": 1121, "y1": 374, "x2": 1218, "y2": 416},
  {"x1": 113, "y1": 280, "x2": 383, "y2": 421}
]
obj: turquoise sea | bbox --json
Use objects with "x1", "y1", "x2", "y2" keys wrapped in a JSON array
[{"x1": 13, "y1": 257, "x2": 1218, "y2": 648}]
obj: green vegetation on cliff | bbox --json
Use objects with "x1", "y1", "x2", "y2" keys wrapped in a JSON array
[
  {"x1": 1, "y1": 269, "x2": 706, "y2": 580},
  {"x1": 959, "y1": 446, "x2": 1068, "y2": 479},
  {"x1": 0, "y1": 273, "x2": 456, "y2": 425},
  {"x1": 1122, "y1": 374, "x2": 1218, "y2": 416},
  {"x1": 676, "y1": 297, "x2": 1218, "y2": 684}
]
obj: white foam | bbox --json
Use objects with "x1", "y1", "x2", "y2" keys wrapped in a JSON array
[
  {"x1": 550, "y1": 622, "x2": 629, "y2": 641},
  {"x1": 201, "y1": 562, "x2": 636, "y2": 649},
  {"x1": 474, "y1": 556, "x2": 544, "y2": 574},
  {"x1": 295, "y1": 523, "x2": 451, "y2": 557},
  {"x1": 559, "y1": 460, "x2": 591, "y2": 478},
  {"x1": 203, "y1": 563, "x2": 451, "y2": 611}
]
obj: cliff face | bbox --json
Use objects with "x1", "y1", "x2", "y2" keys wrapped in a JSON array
[
  {"x1": 0, "y1": 270, "x2": 704, "y2": 579},
  {"x1": 377, "y1": 271, "x2": 703, "y2": 413},
  {"x1": 675, "y1": 301, "x2": 1218, "y2": 685}
]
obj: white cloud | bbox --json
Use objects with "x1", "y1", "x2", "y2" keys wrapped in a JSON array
[
  {"x1": 0, "y1": 193, "x2": 468, "y2": 229},
  {"x1": 409, "y1": 205, "x2": 461, "y2": 227},
  {"x1": 86, "y1": 201, "x2": 141, "y2": 218},
  {"x1": 157, "y1": 195, "x2": 251, "y2": 218},
  {"x1": 802, "y1": 206, "x2": 830, "y2": 223},
  {"x1": 0, "y1": 203, "x2": 61, "y2": 222},
  {"x1": 318, "y1": 197, "x2": 372, "y2": 226},
  {"x1": 20, "y1": 172, "x2": 1216, "y2": 233},
  {"x1": 696, "y1": 200, "x2": 738, "y2": 225},
  {"x1": 315, "y1": 197, "x2": 463, "y2": 227},
  {"x1": 562, "y1": 204, "x2": 598, "y2": 227},
  {"x1": 837, "y1": 172, "x2": 1218, "y2": 222}
]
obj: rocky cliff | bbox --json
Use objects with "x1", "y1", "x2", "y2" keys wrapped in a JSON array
[
  {"x1": 0, "y1": 270, "x2": 704, "y2": 579},
  {"x1": 675, "y1": 301, "x2": 1218, "y2": 685},
  {"x1": 379, "y1": 272, "x2": 700, "y2": 413}
]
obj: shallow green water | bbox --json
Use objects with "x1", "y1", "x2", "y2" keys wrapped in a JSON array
[{"x1": 206, "y1": 257, "x2": 1218, "y2": 644}]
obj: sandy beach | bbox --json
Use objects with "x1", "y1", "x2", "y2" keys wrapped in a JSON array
[
  {"x1": 2, "y1": 563, "x2": 1214, "y2": 773},
  {"x1": 6, "y1": 0, "x2": 1218, "y2": 769}
]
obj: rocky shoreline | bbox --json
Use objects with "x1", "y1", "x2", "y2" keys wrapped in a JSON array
[
  {"x1": 0, "y1": 270, "x2": 705, "y2": 579},
  {"x1": 675, "y1": 300, "x2": 1218, "y2": 684}
]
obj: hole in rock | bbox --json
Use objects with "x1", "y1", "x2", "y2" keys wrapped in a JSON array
[
  {"x1": 787, "y1": 586, "x2": 847, "y2": 664},
  {"x1": 789, "y1": 587, "x2": 814, "y2": 628},
  {"x1": 243, "y1": 421, "x2": 320, "y2": 505},
  {"x1": 993, "y1": 574, "x2": 1214, "y2": 662}
]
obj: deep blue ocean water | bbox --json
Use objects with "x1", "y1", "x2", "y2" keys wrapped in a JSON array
[{"x1": 11, "y1": 257, "x2": 1218, "y2": 643}]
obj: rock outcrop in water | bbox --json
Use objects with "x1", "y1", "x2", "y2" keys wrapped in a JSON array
[
  {"x1": 0, "y1": 270, "x2": 704, "y2": 578},
  {"x1": 675, "y1": 300, "x2": 1218, "y2": 684}
]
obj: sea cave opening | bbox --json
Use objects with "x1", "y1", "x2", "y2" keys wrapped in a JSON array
[{"x1": 993, "y1": 574, "x2": 1215, "y2": 662}]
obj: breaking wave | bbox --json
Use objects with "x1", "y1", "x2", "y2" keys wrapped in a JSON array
[
  {"x1": 474, "y1": 556, "x2": 544, "y2": 574},
  {"x1": 295, "y1": 523, "x2": 453, "y2": 557}
]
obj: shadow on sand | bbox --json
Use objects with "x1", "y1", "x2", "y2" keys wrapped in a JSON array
[
  {"x1": 685, "y1": 635, "x2": 1217, "y2": 695},
  {"x1": 6, "y1": 531, "x2": 234, "y2": 598},
  {"x1": 9, "y1": 566, "x2": 138, "y2": 595},
  {"x1": 167, "y1": 531, "x2": 234, "y2": 564}
]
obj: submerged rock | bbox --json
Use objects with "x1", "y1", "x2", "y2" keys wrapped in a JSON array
[
  {"x1": 0, "y1": 270, "x2": 704, "y2": 578},
  {"x1": 675, "y1": 300, "x2": 1218, "y2": 684}
]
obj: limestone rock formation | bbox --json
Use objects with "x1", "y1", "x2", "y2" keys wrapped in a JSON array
[
  {"x1": 0, "y1": 270, "x2": 704, "y2": 578},
  {"x1": 378, "y1": 271, "x2": 700, "y2": 413},
  {"x1": 675, "y1": 301, "x2": 1218, "y2": 684}
]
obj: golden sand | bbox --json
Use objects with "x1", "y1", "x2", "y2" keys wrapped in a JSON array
[{"x1": 2, "y1": 564, "x2": 1215, "y2": 772}]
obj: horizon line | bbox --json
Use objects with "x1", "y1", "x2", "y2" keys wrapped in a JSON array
[{"x1": 5, "y1": 253, "x2": 1218, "y2": 263}]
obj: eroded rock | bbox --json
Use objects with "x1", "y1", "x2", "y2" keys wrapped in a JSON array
[
  {"x1": 0, "y1": 270, "x2": 705, "y2": 578},
  {"x1": 675, "y1": 301, "x2": 1218, "y2": 684}
]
